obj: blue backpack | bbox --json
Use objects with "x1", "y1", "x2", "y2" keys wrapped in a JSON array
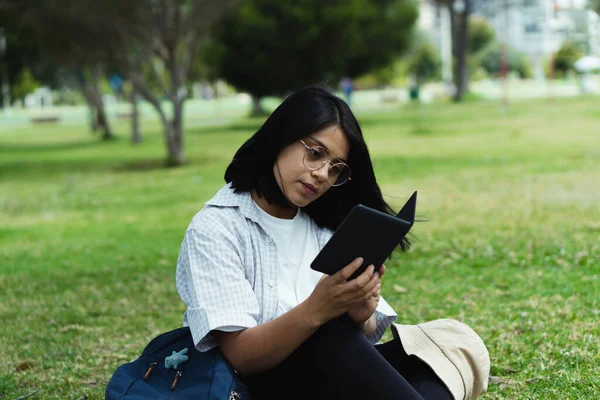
[{"x1": 105, "y1": 327, "x2": 250, "y2": 399}]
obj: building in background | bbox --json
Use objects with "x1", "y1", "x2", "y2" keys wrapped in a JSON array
[
  {"x1": 417, "y1": 1, "x2": 453, "y2": 84},
  {"x1": 419, "y1": 0, "x2": 600, "y2": 80},
  {"x1": 473, "y1": 0, "x2": 600, "y2": 78}
]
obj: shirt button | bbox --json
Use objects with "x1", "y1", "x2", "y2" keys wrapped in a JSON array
[
  {"x1": 268, "y1": 280, "x2": 275, "y2": 287},
  {"x1": 266, "y1": 237, "x2": 273, "y2": 243}
]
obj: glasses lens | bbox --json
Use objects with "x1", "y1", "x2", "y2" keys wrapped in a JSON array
[
  {"x1": 303, "y1": 146, "x2": 328, "y2": 170},
  {"x1": 302, "y1": 143, "x2": 351, "y2": 186},
  {"x1": 328, "y1": 163, "x2": 351, "y2": 186}
]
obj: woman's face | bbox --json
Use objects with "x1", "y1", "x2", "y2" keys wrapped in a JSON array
[{"x1": 273, "y1": 125, "x2": 350, "y2": 209}]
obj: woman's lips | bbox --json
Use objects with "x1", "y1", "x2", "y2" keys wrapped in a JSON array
[{"x1": 302, "y1": 182, "x2": 317, "y2": 196}]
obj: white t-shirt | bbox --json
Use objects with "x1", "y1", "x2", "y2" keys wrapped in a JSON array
[
  {"x1": 253, "y1": 203, "x2": 324, "y2": 316},
  {"x1": 181, "y1": 183, "x2": 397, "y2": 348}
]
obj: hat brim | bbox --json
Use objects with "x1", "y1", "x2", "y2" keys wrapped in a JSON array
[{"x1": 391, "y1": 323, "x2": 465, "y2": 400}]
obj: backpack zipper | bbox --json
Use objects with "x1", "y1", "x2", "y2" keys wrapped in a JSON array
[
  {"x1": 171, "y1": 369, "x2": 183, "y2": 391},
  {"x1": 142, "y1": 361, "x2": 158, "y2": 381}
]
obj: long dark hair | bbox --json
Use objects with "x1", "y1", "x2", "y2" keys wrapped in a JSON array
[{"x1": 225, "y1": 86, "x2": 410, "y2": 250}]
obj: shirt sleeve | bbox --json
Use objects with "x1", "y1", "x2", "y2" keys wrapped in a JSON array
[
  {"x1": 366, "y1": 296, "x2": 398, "y2": 344},
  {"x1": 176, "y1": 227, "x2": 260, "y2": 352}
]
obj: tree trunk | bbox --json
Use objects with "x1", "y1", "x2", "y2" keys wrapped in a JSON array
[
  {"x1": 95, "y1": 102, "x2": 113, "y2": 140},
  {"x1": 453, "y1": 1, "x2": 471, "y2": 102},
  {"x1": 88, "y1": 66, "x2": 114, "y2": 140},
  {"x1": 130, "y1": 89, "x2": 141, "y2": 144},
  {"x1": 165, "y1": 100, "x2": 185, "y2": 166},
  {"x1": 250, "y1": 95, "x2": 266, "y2": 116},
  {"x1": 128, "y1": 75, "x2": 184, "y2": 166},
  {"x1": 76, "y1": 70, "x2": 98, "y2": 133}
]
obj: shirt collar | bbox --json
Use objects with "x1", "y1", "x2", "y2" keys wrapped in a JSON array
[
  {"x1": 205, "y1": 182, "x2": 261, "y2": 224},
  {"x1": 206, "y1": 182, "x2": 333, "y2": 246}
]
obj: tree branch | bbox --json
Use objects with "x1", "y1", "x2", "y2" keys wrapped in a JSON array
[
  {"x1": 125, "y1": 66, "x2": 168, "y2": 128},
  {"x1": 151, "y1": 59, "x2": 173, "y2": 100},
  {"x1": 179, "y1": 0, "x2": 238, "y2": 86}
]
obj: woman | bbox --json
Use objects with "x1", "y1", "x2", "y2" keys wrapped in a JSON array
[{"x1": 176, "y1": 87, "x2": 483, "y2": 399}]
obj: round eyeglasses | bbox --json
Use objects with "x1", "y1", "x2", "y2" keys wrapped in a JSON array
[{"x1": 300, "y1": 140, "x2": 352, "y2": 186}]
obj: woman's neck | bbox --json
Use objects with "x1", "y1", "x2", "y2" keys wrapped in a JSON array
[{"x1": 251, "y1": 190, "x2": 297, "y2": 219}]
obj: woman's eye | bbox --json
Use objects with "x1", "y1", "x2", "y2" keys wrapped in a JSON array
[
  {"x1": 330, "y1": 164, "x2": 342, "y2": 174},
  {"x1": 310, "y1": 148, "x2": 322, "y2": 158}
]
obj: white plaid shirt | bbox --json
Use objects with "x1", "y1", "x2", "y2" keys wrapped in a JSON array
[{"x1": 176, "y1": 183, "x2": 398, "y2": 352}]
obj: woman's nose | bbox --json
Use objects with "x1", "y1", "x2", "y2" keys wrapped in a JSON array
[{"x1": 311, "y1": 165, "x2": 329, "y2": 182}]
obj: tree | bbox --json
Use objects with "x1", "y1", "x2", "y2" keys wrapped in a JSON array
[
  {"x1": 207, "y1": 0, "x2": 417, "y2": 114},
  {"x1": 553, "y1": 41, "x2": 583, "y2": 78},
  {"x1": 340, "y1": 0, "x2": 418, "y2": 79},
  {"x1": 408, "y1": 36, "x2": 441, "y2": 85},
  {"x1": 468, "y1": 16, "x2": 494, "y2": 55},
  {"x1": 0, "y1": 0, "x2": 115, "y2": 139},
  {"x1": 10, "y1": 68, "x2": 40, "y2": 102},
  {"x1": 1, "y1": 0, "x2": 236, "y2": 165},
  {"x1": 434, "y1": 0, "x2": 473, "y2": 102},
  {"x1": 478, "y1": 42, "x2": 533, "y2": 79},
  {"x1": 0, "y1": 6, "x2": 55, "y2": 108},
  {"x1": 97, "y1": 0, "x2": 238, "y2": 165},
  {"x1": 466, "y1": 16, "x2": 496, "y2": 80},
  {"x1": 590, "y1": 0, "x2": 600, "y2": 15}
]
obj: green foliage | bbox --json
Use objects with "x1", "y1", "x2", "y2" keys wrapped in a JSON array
[
  {"x1": 10, "y1": 68, "x2": 41, "y2": 101},
  {"x1": 553, "y1": 41, "x2": 584, "y2": 78},
  {"x1": 0, "y1": 5, "x2": 60, "y2": 95},
  {"x1": 468, "y1": 17, "x2": 495, "y2": 55},
  {"x1": 354, "y1": 59, "x2": 409, "y2": 89},
  {"x1": 590, "y1": 0, "x2": 600, "y2": 14},
  {"x1": 478, "y1": 42, "x2": 533, "y2": 79},
  {"x1": 354, "y1": 65, "x2": 396, "y2": 89},
  {"x1": 408, "y1": 40, "x2": 441, "y2": 84},
  {"x1": 53, "y1": 89, "x2": 86, "y2": 106},
  {"x1": 207, "y1": 0, "x2": 418, "y2": 97}
]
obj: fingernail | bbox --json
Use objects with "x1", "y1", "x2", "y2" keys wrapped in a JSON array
[{"x1": 368, "y1": 265, "x2": 374, "y2": 273}]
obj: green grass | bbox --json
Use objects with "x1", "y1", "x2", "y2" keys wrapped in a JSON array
[{"x1": 1, "y1": 97, "x2": 599, "y2": 399}]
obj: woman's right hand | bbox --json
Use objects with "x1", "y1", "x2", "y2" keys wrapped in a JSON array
[{"x1": 303, "y1": 257, "x2": 380, "y2": 326}]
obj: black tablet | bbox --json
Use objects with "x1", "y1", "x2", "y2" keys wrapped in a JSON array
[{"x1": 311, "y1": 192, "x2": 417, "y2": 280}]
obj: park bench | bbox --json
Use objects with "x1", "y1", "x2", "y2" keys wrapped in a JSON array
[{"x1": 30, "y1": 116, "x2": 60, "y2": 124}]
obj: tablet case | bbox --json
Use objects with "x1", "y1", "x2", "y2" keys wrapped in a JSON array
[{"x1": 311, "y1": 191, "x2": 417, "y2": 280}]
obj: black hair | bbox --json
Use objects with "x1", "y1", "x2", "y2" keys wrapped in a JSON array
[{"x1": 225, "y1": 86, "x2": 410, "y2": 250}]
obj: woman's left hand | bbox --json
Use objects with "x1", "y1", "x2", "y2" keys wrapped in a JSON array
[{"x1": 347, "y1": 264, "x2": 385, "y2": 325}]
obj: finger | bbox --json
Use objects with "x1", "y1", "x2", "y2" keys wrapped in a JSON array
[
  {"x1": 363, "y1": 280, "x2": 380, "y2": 300},
  {"x1": 347, "y1": 268, "x2": 379, "y2": 301},
  {"x1": 345, "y1": 264, "x2": 375, "y2": 293},
  {"x1": 379, "y1": 264, "x2": 386, "y2": 278},
  {"x1": 371, "y1": 283, "x2": 381, "y2": 298},
  {"x1": 336, "y1": 257, "x2": 365, "y2": 282}
]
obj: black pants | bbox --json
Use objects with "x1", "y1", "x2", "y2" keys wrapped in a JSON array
[{"x1": 244, "y1": 315, "x2": 453, "y2": 400}]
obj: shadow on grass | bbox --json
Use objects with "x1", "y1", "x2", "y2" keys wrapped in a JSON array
[
  {"x1": 0, "y1": 155, "x2": 221, "y2": 180},
  {"x1": 112, "y1": 155, "x2": 219, "y2": 173},
  {"x1": 189, "y1": 118, "x2": 265, "y2": 136},
  {"x1": 0, "y1": 139, "x2": 101, "y2": 153},
  {"x1": 357, "y1": 106, "x2": 453, "y2": 133},
  {"x1": 111, "y1": 159, "x2": 172, "y2": 173}
]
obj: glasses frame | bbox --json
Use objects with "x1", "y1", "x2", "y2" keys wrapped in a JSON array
[{"x1": 300, "y1": 139, "x2": 352, "y2": 187}]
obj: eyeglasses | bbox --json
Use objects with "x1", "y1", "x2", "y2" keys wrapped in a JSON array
[{"x1": 300, "y1": 139, "x2": 352, "y2": 186}]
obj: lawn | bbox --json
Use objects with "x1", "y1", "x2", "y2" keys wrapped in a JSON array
[{"x1": 1, "y1": 96, "x2": 599, "y2": 399}]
